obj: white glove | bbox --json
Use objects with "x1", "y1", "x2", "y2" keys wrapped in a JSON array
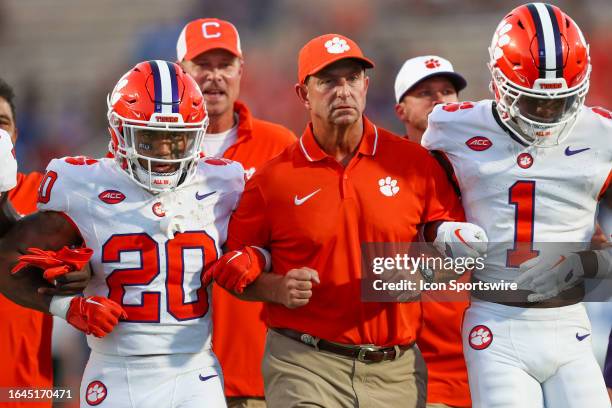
[
  {"x1": 515, "y1": 253, "x2": 584, "y2": 302},
  {"x1": 0, "y1": 129, "x2": 17, "y2": 192},
  {"x1": 433, "y1": 221, "x2": 488, "y2": 260}
]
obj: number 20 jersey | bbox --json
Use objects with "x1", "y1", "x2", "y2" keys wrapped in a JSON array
[
  {"x1": 38, "y1": 157, "x2": 244, "y2": 356},
  {"x1": 422, "y1": 101, "x2": 612, "y2": 283}
]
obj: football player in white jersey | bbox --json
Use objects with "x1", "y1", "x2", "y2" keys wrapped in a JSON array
[
  {"x1": 421, "y1": 3, "x2": 611, "y2": 407},
  {"x1": 0, "y1": 60, "x2": 243, "y2": 407}
]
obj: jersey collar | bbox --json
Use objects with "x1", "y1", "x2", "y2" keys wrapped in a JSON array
[
  {"x1": 491, "y1": 102, "x2": 529, "y2": 148},
  {"x1": 234, "y1": 100, "x2": 253, "y2": 139},
  {"x1": 298, "y1": 115, "x2": 379, "y2": 162}
]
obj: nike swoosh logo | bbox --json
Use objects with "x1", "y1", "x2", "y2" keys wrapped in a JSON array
[
  {"x1": 575, "y1": 332, "x2": 590, "y2": 341},
  {"x1": 198, "y1": 374, "x2": 218, "y2": 382},
  {"x1": 85, "y1": 299, "x2": 104, "y2": 307},
  {"x1": 227, "y1": 251, "x2": 242, "y2": 264},
  {"x1": 195, "y1": 191, "x2": 216, "y2": 200},
  {"x1": 564, "y1": 147, "x2": 590, "y2": 156},
  {"x1": 453, "y1": 229, "x2": 475, "y2": 251},
  {"x1": 294, "y1": 189, "x2": 321, "y2": 206}
]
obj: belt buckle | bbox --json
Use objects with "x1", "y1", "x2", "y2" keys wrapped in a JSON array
[{"x1": 356, "y1": 346, "x2": 378, "y2": 362}]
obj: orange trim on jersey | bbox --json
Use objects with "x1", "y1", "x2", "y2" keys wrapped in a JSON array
[{"x1": 598, "y1": 169, "x2": 612, "y2": 201}]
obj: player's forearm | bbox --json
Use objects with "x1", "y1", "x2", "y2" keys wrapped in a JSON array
[
  {"x1": 236, "y1": 272, "x2": 284, "y2": 304},
  {"x1": 0, "y1": 256, "x2": 53, "y2": 313},
  {"x1": 579, "y1": 247, "x2": 612, "y2": 279},
  {"x1": 0, "y1": 193, "x2": 20, "y2": 237}
]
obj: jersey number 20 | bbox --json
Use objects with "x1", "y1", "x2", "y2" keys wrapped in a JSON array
[{"x1": 102, "y1": 232, "x2": 218, "y2": 322}]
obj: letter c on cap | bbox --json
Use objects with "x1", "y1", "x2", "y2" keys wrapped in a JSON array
[{"x1": 202, "y1": 22, "x2": 221, "y2": 39}]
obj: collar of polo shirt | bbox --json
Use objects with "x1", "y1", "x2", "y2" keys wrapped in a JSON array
[{"x1": 298, "y1": 115, "x2": 379, "y2": 162}]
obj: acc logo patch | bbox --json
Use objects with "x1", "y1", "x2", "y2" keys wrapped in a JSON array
[
  {"x1": 98, "y1": 190, "x2": 126, "y2": 204},
  {"x1": 85, "y1": 380, "x2": 107, "y2": 405},
  {"x1": 469, "y1": 325, "x2": 493, "y2": 350},
  {"x1": 465, "y1": 136, "x2": 492, "y2": 151}
]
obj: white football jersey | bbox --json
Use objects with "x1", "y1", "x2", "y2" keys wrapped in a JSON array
[
  {"x1": 0, "y1": 128, "x2": 17, "y2": 192},
  {"x1": 38, "y1": 157, "x2": 244, "y2": 356},
  {"x1": 423, "y1": 101, "x2": 612, "y2": 282}
]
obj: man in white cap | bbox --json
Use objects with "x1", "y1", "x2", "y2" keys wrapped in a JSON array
[
  {"x1": 177, "y1": 18, "x2": 296, "y2": 408},
  {"x1": 394, "y1": 56, "x2": 471, "y2": 408},
  {"x1": 394, "y1": 55, "x2": 466, "y2": 144}
]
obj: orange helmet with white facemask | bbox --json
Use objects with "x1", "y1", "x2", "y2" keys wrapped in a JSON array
[
  {"x1": 489, "y1": 3, "x2": 590, "y2": 146},
  {"x1": 107, "y1": 60, "x2": 208, "y2": 192}
]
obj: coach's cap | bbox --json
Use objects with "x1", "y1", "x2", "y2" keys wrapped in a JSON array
[
  {"x1": 394, "y1": 55, "x2": 467, "y2": 103},
  {"x1": 177, "y1": 18, "x2": 242, "y2": 62},
  {"x1": 298, "y1": 34, "x2": 374, "y2": 84}
]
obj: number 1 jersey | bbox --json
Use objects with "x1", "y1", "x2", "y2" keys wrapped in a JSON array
[
  {"x1": 422, "y1": 101, "x2": 612, "y2": 282},
  {"x1": 38, "y1": 157, "x2": 244, "y2": 356}
]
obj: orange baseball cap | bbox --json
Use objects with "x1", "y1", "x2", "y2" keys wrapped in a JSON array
[
  {"x1": 177, "y1": 18, "x2": 242, "y2": 62},
  {"x1": 298, "y1": 34, "x2": 374, "y2": 84}
]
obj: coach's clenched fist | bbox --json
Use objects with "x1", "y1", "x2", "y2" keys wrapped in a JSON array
[{"x1": 274, "y1": 267, "x2": 320, "y2": 309}]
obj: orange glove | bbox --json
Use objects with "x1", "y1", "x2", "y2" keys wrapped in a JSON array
[
  {"x1": 12, "y1": 246, "x2": 93, "y2": 281},
  {"x1": 207, "y1": 246, "x2": 269, "y2": 294},
  {"x1": 65, "y1": 296, "x2": 127, "y2": 338}
]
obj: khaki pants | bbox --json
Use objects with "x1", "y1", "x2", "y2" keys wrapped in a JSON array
[
  {"x1": 262, "y1": 329, "x2": 427, "y2": 408},
  {"x1": 227, "y1": 397, "x2": 267, "y2": 408}
]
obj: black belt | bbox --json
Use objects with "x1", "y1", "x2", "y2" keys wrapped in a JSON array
[{"x1": 272, "y1": 328, "x2": 413, "y2": 363}]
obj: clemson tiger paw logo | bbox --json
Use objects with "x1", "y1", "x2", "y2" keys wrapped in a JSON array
[
  {"x1": 425, "y1": 58, "x2": 441, "y2": 69},
  {"x1": 325, "y1": 36, "x2": 350, "y2": 54},
  {"x1": 517, "y1": 152, "x2": 534, "y2": 169},
  {"x1": 86, "y1": 381, "x2": 107, "y2": 405},
  {"x1": 469, "y1": 325, "x2": 493, "y2": 350},
  {"x1": 378, "y1": 177, "x2": 399, "y2": 197},
  {"x1": 491, "y1": 22, "x2": 513, "y2": 60}
]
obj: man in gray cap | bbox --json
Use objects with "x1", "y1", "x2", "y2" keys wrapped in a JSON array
[{"x1": 394, "y1": 55, "x2": 466, "y2": 144}]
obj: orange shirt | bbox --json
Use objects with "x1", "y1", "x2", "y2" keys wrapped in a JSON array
[
  {"x1": 227, "y1": 116, "x2": 464, "y2": 346},
  {"x1": 1, "y1": 171, "x2": 53, "y2": 408},
  {"x1": 211, "y1": 101, "x2": 296, "y2": 398},
  {"x1": 419, "y1": 282, "x2": 471, "y2": 407}
]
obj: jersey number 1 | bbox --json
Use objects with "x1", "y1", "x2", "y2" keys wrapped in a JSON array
[
  {"x1": 102, "y1": 231, "x2": 218, "y2": 322},
  {"x1": 507, "y1": 181, "x2": 539, "y2": 267}
]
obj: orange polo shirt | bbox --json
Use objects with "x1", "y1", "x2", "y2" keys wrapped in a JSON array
[
  {"x1": 211, "y1": 101, "x2": 296, "y2": 398},
  {"x1": 420, "y1": 288, "x2": 471, "y2": 407},
  {"x1": 227, "y1": 116, "x2": 464, "y2": 346},
  {"x1": 1, "y1": 171, "x2": 53, "y2": 408}
]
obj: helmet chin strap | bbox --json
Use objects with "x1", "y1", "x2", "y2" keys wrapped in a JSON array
[
  {"x1": 134, "y1": 163, "x2": 184, "y2": 193},
  {"x1": 504, "y1": 115, "x2": 572, "y2": 148}
]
